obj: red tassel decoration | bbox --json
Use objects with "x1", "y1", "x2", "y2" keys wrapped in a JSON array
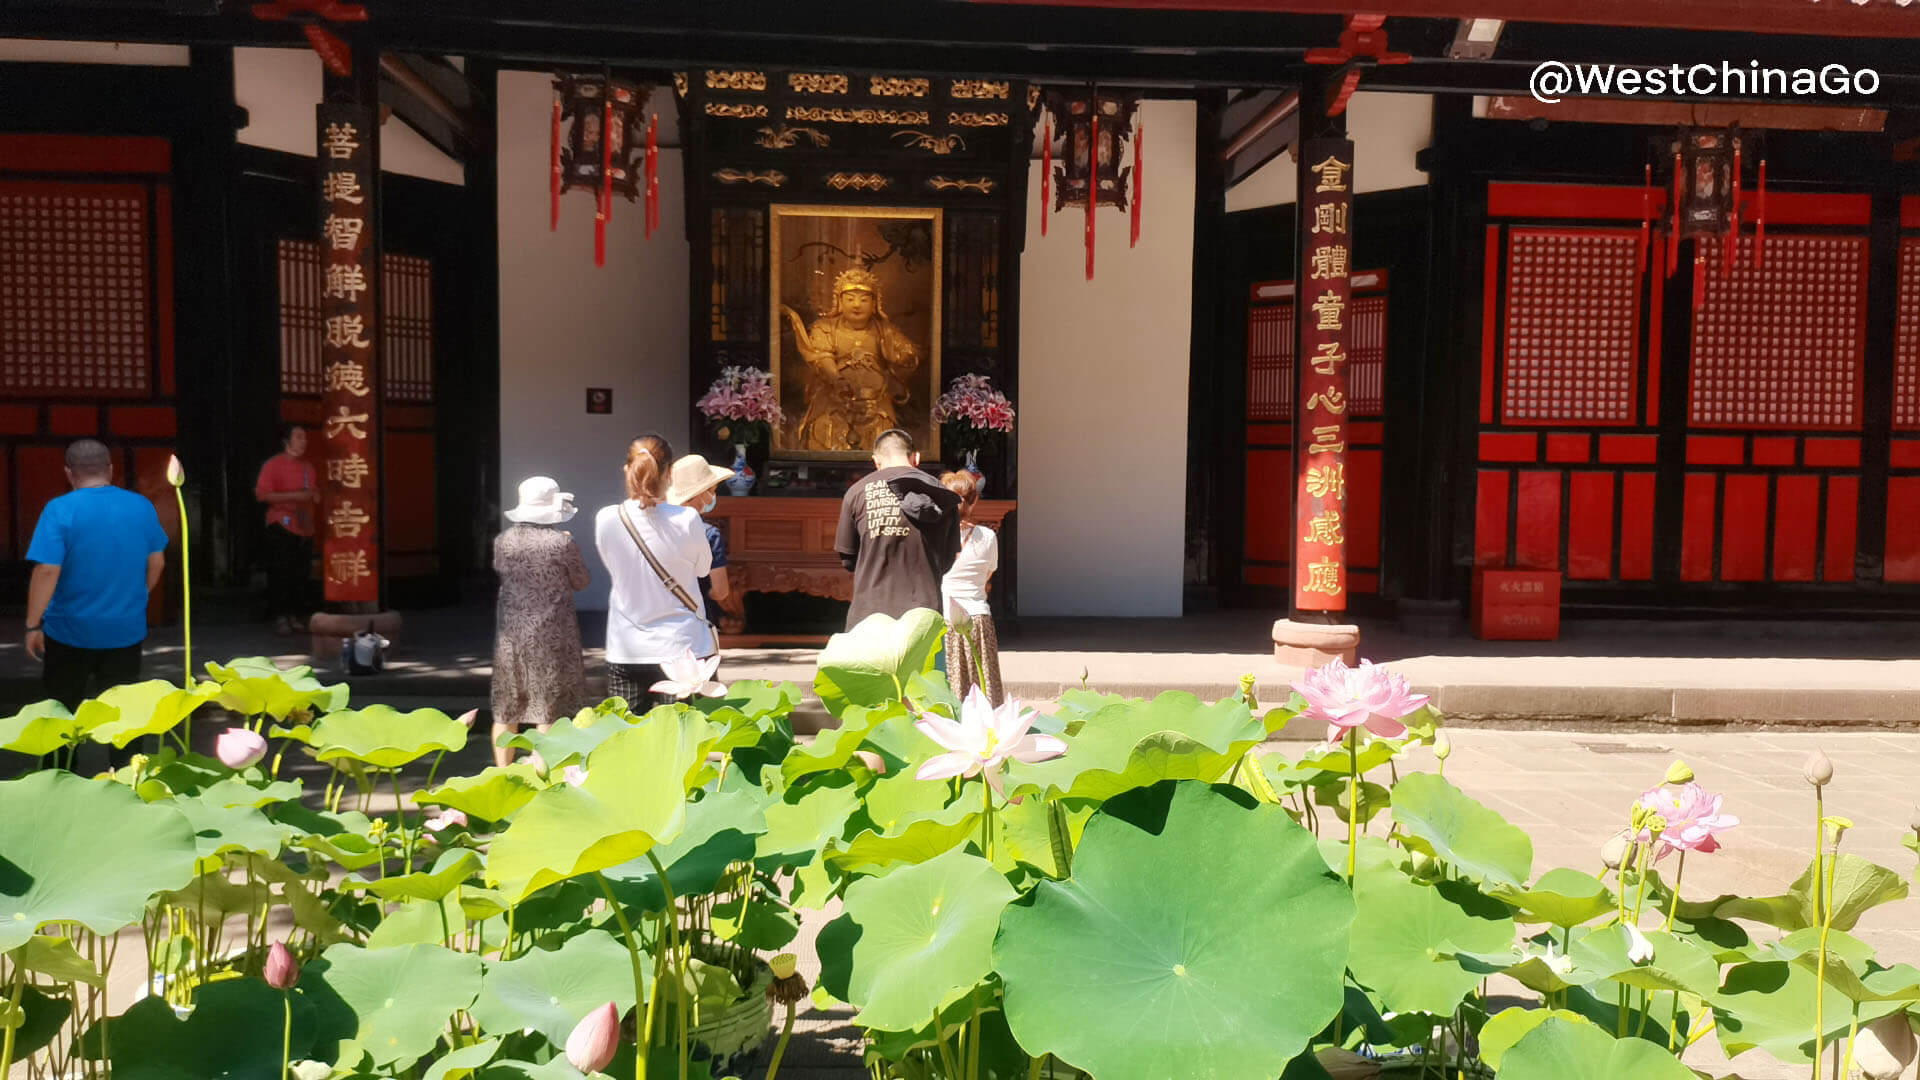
[
  {"x1": 1755, "y1": 158, "x2": 1767, "y2": 270},
  {"x1": 1086, "y1": 109, "x2": 1098, "y2": 281},
  {"x1": 1726, "y1": 142, "x2": 1741, "y2": 273},
  {"x1": 1041, "y1": 115, "x2": 1051, "y2": 237},
  {"x1": 645, "y1": 113, "x2": 659, "y2": 239},
  {"x1": 549, "y1": 93, "x2": 562, "y2": 231},
  {"x1": 1130, "y1": 113, "x2": 1143, "y2": 249},
  {"x1": 1638, "y1": 162, "x2": 1651, "y2": 275},
  {"x1": 1668, "y1": 150, "x2": 1682, "y2": 278},
  {"x1": 595, "y1": 95, "x2": 612, "y2": 267}
]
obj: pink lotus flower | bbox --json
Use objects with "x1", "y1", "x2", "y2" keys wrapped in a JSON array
[
  {"x1": 455, "y1": 708, "x2": 478, "y2": 730},
  {"x1": 566, "y1": 1001, "x2": 622, "y2": 1073},
  {"x1": 424, "y1": 808, "x2": 468, "y2": 833},
  {"x1": 264, "y1": 941, "x2": 300, "y2": 990},
  {"x1": 913, "y1": 687, "x2": 1066, "y2": 798},
  {"x1": 563, "y1": 765, "x2": 589, "y2": 787},
  {"x1": 216, "y1": 726, "x2": 269, "y2": 769},
  {"x1": 1291, "y1": 659, "x2": 1431, "y2": 745},
  {"x1": 1635, "y1": 781, "x2": 1738, "y2": 858},
  {"x1": 650, "y1": 650, "x2": 727, "y2": 699}
]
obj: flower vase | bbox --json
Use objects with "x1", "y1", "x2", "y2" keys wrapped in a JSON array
[
  {"x1": 963, "y1": 448, "x2": 986, "y2": 495},
  {"x1": 727, "y1": 443, "x2": 756, "y2": 496}
]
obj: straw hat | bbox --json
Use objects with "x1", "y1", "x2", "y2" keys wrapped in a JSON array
[
  {"x1": 504, "y1": 476, "x2": 577, "y2": 524},
  {"x1": 666, "y1": 454, "x2": 733, "y2": 506}
]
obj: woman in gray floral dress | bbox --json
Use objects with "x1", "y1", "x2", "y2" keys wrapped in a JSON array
[{"x1": 491, "y1": 476, "x2": 591, "y2": 768}]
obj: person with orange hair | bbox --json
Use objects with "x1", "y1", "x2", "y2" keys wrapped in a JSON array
[
  {"x1": 938, "y1": 469, "x2": 1002, "y2": 705},
  {"x1": 593, "y1": 433, "x2": 714, "y2": 707}
]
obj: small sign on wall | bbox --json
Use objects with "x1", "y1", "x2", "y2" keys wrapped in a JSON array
[{"x1": 586, "y1": 388, "x2": 611, "y2": 414}]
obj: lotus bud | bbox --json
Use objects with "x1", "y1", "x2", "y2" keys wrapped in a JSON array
[
  {"x1": 455, "y1": 708, "x2": 478, "y2": 730},
  {"x1": 1432, "y1": 732, "x2": 1452, "y2": 762},
  {"x1": 1664, "y1": 759, "x2": 1694, "y2": 785},
  {"x1": 366, "y1": 817, "x2": 388, "y2": 842},
  {"x1": 1621, "y1": 921, "x2": 1655, "y2": 965},
  {"x1": 165, "y1": 454, "x2": 185, "y2": 488},
  {"x1": 1600, "y1": 830, "x2": 1631, "y2": 870},
  {"x1": 1804, "y1": 749, "x2": 1833, "y2": 788},
  {"x1": 766, "y1": 952, "x2": 810, "y2": 1007},
  {"x1": 289, "y1": 1063, "x2": 330, "y2": 1080},
  {"x1": 424, "y1": 809, "x2": 468, "y2": 833},
  {"x1": 565, "y1": 1002, "x2": 622, "y2": 1073},
  {"x1": 215, "y1": 726, "x2": 268, "y2": 770},
  {"x1": 851, "y1": 750, "x2": 888, "y2": 775},
  {"x1": 1855, "y1": 1011, "x2": 1919, "y2": 1080},
  {"x1": 264, "y1": 941, "x2": 300, "y2": 990},
  {"x1": 563, "y1": 764, "x2": 589, "y2": 787}
]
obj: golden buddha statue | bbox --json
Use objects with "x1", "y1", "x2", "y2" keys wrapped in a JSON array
[{"x1": 782, "y1": 267, "x2": 922, "y2": 452}]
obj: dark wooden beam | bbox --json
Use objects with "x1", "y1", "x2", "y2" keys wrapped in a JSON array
[{"x1": 1485, "y1": 96, "x2": 1886, "y2": 132}]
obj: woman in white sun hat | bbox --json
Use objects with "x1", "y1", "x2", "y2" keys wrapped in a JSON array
[
  {"x1": 490, "y1": 476, "x2": 590, "y2": 768},
  {"x1": 665, "y1": 453, "x2": 738, "y2": 627}
]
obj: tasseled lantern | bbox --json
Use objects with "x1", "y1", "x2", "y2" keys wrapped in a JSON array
[
  {"x1": 1646, "y1": 126, "x2": 1766, "y2": 304},
  {"x1": 551, "y1": 72, "x2": 655, "y2": 266},
  {"x1": 1037, "y1": 89, "x2": 1142, "y2": 281}
]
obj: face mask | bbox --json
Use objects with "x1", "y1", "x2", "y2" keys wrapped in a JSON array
[{"x1": 700, "y1": 496, "x2": 717, "y2": 514}]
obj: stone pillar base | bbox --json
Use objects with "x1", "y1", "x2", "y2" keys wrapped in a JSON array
[
  {"x1": 308, "y1": 610, "x2": 403, "y2": 664},
  {"x1": 1272, "y1": 618, "x2": 1360, "y2": 669}
]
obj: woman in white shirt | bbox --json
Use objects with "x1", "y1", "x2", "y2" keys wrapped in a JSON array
[
  {"x1": 938, "y1": 470, "x2": 1002, "y2": 705},
  {"x1": 594, "y1": 433, "x2": 714, "y2": 707}
]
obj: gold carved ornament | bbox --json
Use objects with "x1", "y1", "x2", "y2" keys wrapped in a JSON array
[
  {"x1": 951, "y1": 79, "x2": 1011, "y2": 100},
  {"x1": 825, "y1": 172, "x2": 891, "y2": 191},
  {"x1": 787, "y1": 105, "x2": 928, "y2": 125},
  {"x1": 756, "y1": 124, "x2": 831, "y2": 149},
  {"x1": 870, "y1": 76, "x2": 930, "y2": 97},
  {"x1": 948, "y1": 111, "x2": 1009, "y2": 128},
  {"x1": 706, "y1": 102, "x2": 770, "y2": 119},
  {"x1": 673, "y1": 72, "x2": 688, "y2": 97},
  {"x1": 894, "y1": 130, "x2": 965, "y2": 155},
  {"x1": 714, "y1": 168, "x2": 787, "y2": 187},
  {"x1": 705, "y1": 70, "x2": 767, "y2": 91},
  {"x1": 927, "y1": 176, "x2": 995, "y2": 194},
  {"x1": 789, "y1": 72, "x2": 850, "y2": 94}
]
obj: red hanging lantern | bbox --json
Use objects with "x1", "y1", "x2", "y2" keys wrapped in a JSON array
[
  {"x1": 1037, "y1": 89, "x2": 1142, "y2": 282},
  {"x1": 1087, "y1": 107, "x2": 1098, "y2": 280},
  {"x1": 551, "y1": 72, "x2": 651, "y2": 266}
]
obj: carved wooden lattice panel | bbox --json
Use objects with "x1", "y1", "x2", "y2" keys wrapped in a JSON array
[
  {"x1": 0, "y1": 184, "x2": 152, "y2": 397},
  {"x1": 1501, "y1": 228, "x2": 1640, "y2": 426},
  {"x1": 1247, "y1": 301, "x2": 1293, "y2": 421},
  {"x1": 1691, "y1": 234, "x2": 1866, "y2": 431},
  {"x1": 1896, "y1": 236, "x2": 1920, "y2": 431},
  {"x1": 710, "y1": 207, "x2": 766, "y2": 343},
  {"x1": 1350, "y1": 294, "x2": 1386, "y2": 416},
  {"x1": 944, "y1": 212, "x2": 1001, "y2": 354},
  {"x1": 279, "y1": 240, "x2": 435, "y2": 402}
]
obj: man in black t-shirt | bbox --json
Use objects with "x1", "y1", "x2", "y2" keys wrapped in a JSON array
[{"x1": 835, "y1": 429, "x2": 962, "y2": 629}]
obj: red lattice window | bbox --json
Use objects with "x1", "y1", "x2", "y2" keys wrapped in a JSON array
[
  {"x1": 0, "y1": 183, "x2": 152, "y2": 397},
  {"x1": 1501, "y1": 228, "x2": 1641, "y2": 426},
  {"x1": 279, "y1": 240, "x2": 435, "y2": 403},
  {"x1": 1896, "y1": 237, "x2": 1920, "y2": 432},
  {"x1": 1246, "y1": 285, "x2": 1386, "y2": 422},
  {"x1": 1690, "y1": 234, "x2": 1866, "y2": 431}
]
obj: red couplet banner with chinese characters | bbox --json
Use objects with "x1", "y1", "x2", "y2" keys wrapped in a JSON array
[
  {"x1": 317, "y1": 103, "x2": 379, "y2": 604},
  {"x1": 1293, "y1": 138, "x2": 1354, "y2": 612}
]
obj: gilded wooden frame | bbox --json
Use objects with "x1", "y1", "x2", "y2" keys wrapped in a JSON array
[{"x1": 768, "y1": 203, "x2": 943, "y2": 461}]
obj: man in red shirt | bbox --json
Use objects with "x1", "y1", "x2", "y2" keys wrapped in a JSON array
[{"x1": 254, "y1": 424, "x2": 318, "y2": 635}]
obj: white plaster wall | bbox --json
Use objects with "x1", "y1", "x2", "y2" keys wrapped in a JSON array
[
  {"x1": 496, "y1": 68, "x2": 689, "y2": 612},
  {"x1": 1016, "y1": 99, "x2": 1195, "y2": 616},
  {"x1": 0, "y1": 39, "x2": 188, "y2": 65},
  {"x1": 234, "y1": 46, "x2": 466, "y2": 185},
  {"x1": 1226, "y1": 92, "x2": 1432, "y2": 212}
]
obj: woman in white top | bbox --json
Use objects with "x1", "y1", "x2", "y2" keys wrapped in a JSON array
[
  {"x1": 938, "y1": 470, "x2": 1003, "y2": 705},
  {"x1": 594, "y1": 433, "x2": 714, "y2": 707}
]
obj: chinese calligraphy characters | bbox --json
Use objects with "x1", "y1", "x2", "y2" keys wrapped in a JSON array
[
  {"x1": 1295, "y1": 139, "x2": 1354, "y2": 609},
  {"x1": 317, "y1": 105, "x2": 379, "y2": 603}
]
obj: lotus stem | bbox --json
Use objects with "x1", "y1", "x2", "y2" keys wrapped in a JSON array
[
  {"x1": 391, "y1": 769, "x2": 413, "y2": 871},
  {"x1": 1814, "y1": 832, "x2": 1840, "y2": 1080},
  {"x1": 1662, "y1": 851, "x2": 1686, "y2": 932},
  {"x1": 280, "y1": 991, "x2": 292, "y2": 1080},
  {"x1": 643, "y1": 850, "x2": 689, "y2": 1080},
  {"x1": 981, "y1": 777, "x2": 995, "y2": 864},
  {"x1": 932, "y1": 1008, "x2": 961, "y2": 1079},
  {"x1": 1346, "y1": 728, "x2": 1359, "y2": 884},
  {"x1": 1027, "y1": 1053, "x2": 1046, "y2": 1080},
  {"x1": 764, "y1": 1000, "x2": 798, "y2": 1080},
  {"x1": 1841, "y1": 1005, "x2": 1860, "y2": 1080},
  {"x1": 0, "y1": 960, "x2": 23, "y2": 1077},
  {"x1": 593, "y1": 871, "x2": 651, "y2": 1072},
  {"x1": 965, "y1": 1004, "x2": 981, "y2": 1080},
  {"x1": 1812, "y1": 790, "x2": 1826, "y2": 927},
  {"x1": 174, "y1": 483, "x2": 192, "y2": 698}
]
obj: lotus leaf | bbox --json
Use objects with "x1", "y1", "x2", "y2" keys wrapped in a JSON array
[
  {"x1": 0, "y1": 698, "x2": 110, "y2": 757},
  {"x1": 604, "y1": 784, "x2": 765, "y2": 910},
  {"x1": 174, "y1": 793, "x2": 292, "y2": 873},
  {"x1": 995, "y1": 781, "x2": 1354, "y2": 1080},
  {"x1": 1769, "y1": 929, "x2": 1920, "y2": 1002},
  {"x1": 1390, "y1": 772, "x2": 1534, "y2": 888},
  {"x1": 355, "y1": 848, "x2": 482, "y2": 903},
  {"x1": 1, "y1": 983, "x2": 71, "y2": 1060},
  {"x1": 711, "y1": 892, "x2": 800, "y2": 951},
  {"x1": 1713, "y1": 959, "x2": 1912, "y2": 1062},
  {"x1": 423, "y1": 1037, "x2": 503, "y2": 1080},
  {"x1": 1498, "y1": 1014, "x2": 1694, "y2": 1080},
  {"x1": 1491, "y1": 868, "x2": 1616, "y2": 927},
  {"x1": 486, "y1": 713, "x2": 717, "y2": 901},
  {"x1": 471, "y1": 929, "x2": 641, "y2": 1048},
  {"x1": 1477, "y1": 1007, "x2": 1593, "y2": 1071},
  {"x1": 779, "y1": 702, "x2": 896, "y2": 783},
  {"x1": 756, "y1": 776, "x2": 862, "y2": 868},
  {"x1": 366, "y1": 894, "x2": 466, "y2": 949},
  {"x1": 0, "y1": 770, "x2": 198, "y2": 951},
  {"x1": 104, "y1": 978, "x2": 317, "y2": 1079},
  {"x1": 813, "y1": 608, "x2": 946, "y2": 717},
  {"x1": 9, "y1": 933, "x2": 102, "y2": 986},
  {"x1": 989, "y1": 790, "x2": 1088, "y2": 879},
  {"x1": 310, "y1": 705, "x2": 467, "y2": 768},
  {"x1": 1714, "y1": 853, "x2": 1909, "y2": 933},
  {"x1": 1310, "y1": 776, "x2": 1391, "y2": 825},
  {"x1": 828, "y1": 846, "x2": 1016, "y2": 1031},
  {"x1": 192, "y1": 775, "x2": 303, "y2": 809},
  {"x1": 301, "y1": 942, "x2": 483, "y2": 1068},
  {"x1": 1003, "y1": 692, "x2": 1266, "y2": 802},
  {"x1": 1568, "y1": 924, "x2": 1720, "y2": 998},
  {"x1": 87, "y1": 679, "x2": 220, "y2": 748},
  {"x1": 210, "y1": 657, "x2": 342, "y2": 720},
  {"x1": 416, "y1": 764, "x2": 543, "y2": 822},
  {"x1": 1347, "y1": 872, "x2": 1517, "y2": 1016},
  {"x1": 502, "y1": 707, "x2": 639, "y2": 769},
  {"x1": 827, "y1": 797, "x2": 981, "y2": 873}
]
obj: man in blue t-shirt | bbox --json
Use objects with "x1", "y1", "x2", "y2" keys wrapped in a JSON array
[{"x1": 24, "y1": 439, "x2": 170, "y2": 710}]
